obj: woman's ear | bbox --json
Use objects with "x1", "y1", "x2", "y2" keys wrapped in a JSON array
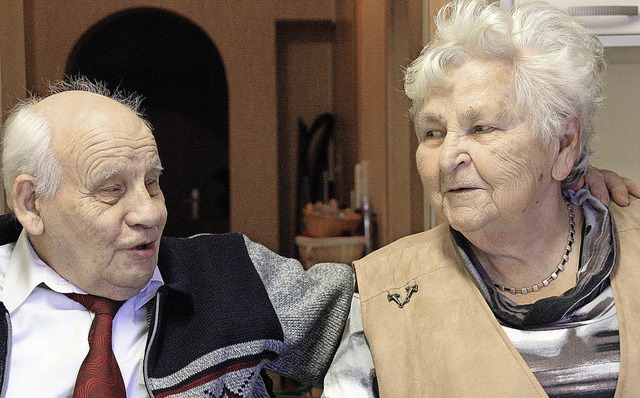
[
  {"x1": 552, "y1": 116, "x2": 582, "y2": 181},
  {"x1": 12, "y1": 174, "x2": 44, "y2": 235}
]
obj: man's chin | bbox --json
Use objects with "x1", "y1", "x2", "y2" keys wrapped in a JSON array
[{"x1": 109, "y1": 267, "x2": 156, "y2": 297}]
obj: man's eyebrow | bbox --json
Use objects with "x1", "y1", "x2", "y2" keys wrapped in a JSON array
[
  {"x1": 93, "y1": 168, "x2": 119, "y2": 184},
  {"x1": 91, "y1": 162, "x2": 163, "y2": 186},
  {"x1": 150, "y1": 162, "x2": 164, "y2": 173}
]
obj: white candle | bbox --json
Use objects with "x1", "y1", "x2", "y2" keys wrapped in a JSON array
[
  {"x1": 360, "y1": 160, "x2": 369, "y2": 207},
  {"x1": 355, "y1": 163, "x2": 362, "y2": 210}
]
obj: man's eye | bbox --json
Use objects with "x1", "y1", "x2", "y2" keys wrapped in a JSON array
[
  {"x1": 146, "y1": 179, "x2": 162, "y2": 195},
  {"x1": 96, "y1": 185, "x2": 124, "y2": 203}
]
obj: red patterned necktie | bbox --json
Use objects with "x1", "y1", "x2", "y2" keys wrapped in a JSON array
[{"x1": 66, "y1": 293, "x2": 126, "y2": 398}]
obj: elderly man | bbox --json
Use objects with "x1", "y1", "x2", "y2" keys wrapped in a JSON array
[{"x1": 0, "y1": 77, "x2": 353, "y2": 397}]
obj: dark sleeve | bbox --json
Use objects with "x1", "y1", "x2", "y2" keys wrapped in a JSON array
[{"x1": 0, "y1": 214, "x2": 22, "y2": 245}]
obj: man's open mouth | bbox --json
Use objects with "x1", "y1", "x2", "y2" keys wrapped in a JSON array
[{"x1": 134, "y1": 242, "x2": 153, "y2": 250}]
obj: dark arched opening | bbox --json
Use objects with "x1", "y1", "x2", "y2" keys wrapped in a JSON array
[{"x1": 66, "y1": 8, "x2": 229, "y2": 237}]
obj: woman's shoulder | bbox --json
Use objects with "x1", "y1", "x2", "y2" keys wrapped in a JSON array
[
  {"x1": 353, "y1": 222, "x2": 463, "y2": 302},
  {"x1": 359, "y1": 223, "x2": 450, "y2": 263},
  {"x1": 610, "y1": 196, "x2": 640, "y2": 232},
  {"x1": 353, "y1": 222, "x2": 458, "y2": 277}
]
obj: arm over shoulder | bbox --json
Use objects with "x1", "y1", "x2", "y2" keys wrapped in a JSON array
[{"x1": 243, "y1": 236, "x2": 355, "y2": 386}]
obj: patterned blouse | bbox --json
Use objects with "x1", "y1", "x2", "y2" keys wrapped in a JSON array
[{"x1": 454, "y1": 188, "x2": 618, "y2": 397}]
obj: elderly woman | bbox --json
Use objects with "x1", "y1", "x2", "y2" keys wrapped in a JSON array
[{"x1": 323, "y1": 0, "x2": 640, "y2": 397}]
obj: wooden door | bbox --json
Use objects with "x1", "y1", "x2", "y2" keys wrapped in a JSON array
[{"x1": 66, "y1": 8, "x2": 230, "y2": 237}]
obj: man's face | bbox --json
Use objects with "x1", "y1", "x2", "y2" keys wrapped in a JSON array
[{"x1": 30, "y1": 91, "x2": 167, "y2": 300}]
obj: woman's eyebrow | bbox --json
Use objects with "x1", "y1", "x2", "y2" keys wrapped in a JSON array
[
  {"x1": 417, "y1": 112, "x2": 444, "y2": 126},
  {"x1": 462, "y1": 106, "x2": 511, "y2": 124},
  {"x1": 462, "y1": 107, "x2": 482, "y2": 122}
]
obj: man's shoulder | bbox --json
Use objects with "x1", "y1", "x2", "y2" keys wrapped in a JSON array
[
  {"x1": 159, "y1": 232, "x2": 248, "y2": 261},
  {"x1": 161, "y1": 232, "x2": 245, "y2": 247},
  {"x1": 158, "y1": 232, "x2": 254, "y2": 273}
]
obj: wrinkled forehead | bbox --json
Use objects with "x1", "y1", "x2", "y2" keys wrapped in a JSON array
[
  {"x1": 33, "y1": 91, "x2": 160, "y2": 180},
  {"x1": 62, "y1": 125, "x2": 161, "y2": 188},
  {"x1": 33, "y1": 90, "x2": 157, "y2": 155}
]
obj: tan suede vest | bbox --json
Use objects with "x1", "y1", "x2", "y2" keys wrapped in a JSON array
[{"x1": 355, "y1": 198, "x2": 640, "y2": 397}]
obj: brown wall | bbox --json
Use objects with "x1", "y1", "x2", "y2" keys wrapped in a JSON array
[
  {"x1": 2, "y1": 0, "x2": 427, "y2": 253},
  {"x1": 276, "y1": 21, "x2": 336, "y2": 256},
  {"x1": 1, "y1": 0, "x2": 27, "y2": 119},
  {"x1": 17, "y1": 0, "x2": 338, "y2": 251}
]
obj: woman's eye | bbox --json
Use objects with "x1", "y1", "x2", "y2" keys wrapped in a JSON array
[
  {"x1": 424, "y1": 130, "x2": 444, "y2": 139},
  {"x1": 473, "y1": 125, "x2": 494, "y2": 133},
  {"x1": 102, "y1": 186, "x2": 123, "y2": 194}
]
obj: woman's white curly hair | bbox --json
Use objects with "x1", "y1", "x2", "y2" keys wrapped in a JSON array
[{"x1": 405, "y1": 0, "x2": 606, "y2": 185}]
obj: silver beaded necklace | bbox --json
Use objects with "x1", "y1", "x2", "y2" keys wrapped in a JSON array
[{"x1": 493, "y1": 198, "x2": 575, "y2": 295}]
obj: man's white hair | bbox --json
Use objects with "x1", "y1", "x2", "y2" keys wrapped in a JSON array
[{"x1": 1, "y1": 76, "x2": 149, "y2": 209}]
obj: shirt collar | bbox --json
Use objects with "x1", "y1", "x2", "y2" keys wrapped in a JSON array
[{"x1": 3, "y1": 230, "x2": 164, "y2": 313}]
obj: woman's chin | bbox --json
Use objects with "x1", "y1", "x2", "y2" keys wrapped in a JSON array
[{"x1": 443, "y1": 207, "x2": 493, "y2": 234}]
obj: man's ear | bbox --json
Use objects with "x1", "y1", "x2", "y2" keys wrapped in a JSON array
[
  {"x1": 552, "y1": 116, "x2": 582, "y2": 182},
  {"x1": 12, "y1": 174, "x2": 44, "y2": 235}
]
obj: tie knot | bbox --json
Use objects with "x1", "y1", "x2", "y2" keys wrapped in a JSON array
[{"x1": 66, "y1": 293, "x2": 123, "y2": 316}]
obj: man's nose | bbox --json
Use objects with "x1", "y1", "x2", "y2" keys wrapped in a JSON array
[{"x1": 125, "y1": 187, "x2": 166, "y2": 229}]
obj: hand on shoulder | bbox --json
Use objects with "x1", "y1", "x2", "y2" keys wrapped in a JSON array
[{"x1": 570, "y1": 166, "x2": 640, "y2": 206}]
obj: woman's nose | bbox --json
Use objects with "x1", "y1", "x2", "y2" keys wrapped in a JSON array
[{"x1": 438, "y1": 132, "x2": 471, "y2": 173}]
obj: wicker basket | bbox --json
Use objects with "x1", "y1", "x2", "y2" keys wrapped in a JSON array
[{"x1": 302, "y1": 209, "x2": 362, "y2": 237}]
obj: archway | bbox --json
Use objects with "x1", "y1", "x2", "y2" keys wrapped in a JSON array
[{"x1": 66, "y1": 8, "x2": 229, "y2": 237}]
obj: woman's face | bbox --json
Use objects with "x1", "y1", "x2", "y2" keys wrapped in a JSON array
[{"x1": 415, "y1": 59, "x2": 559, "y2": 234}]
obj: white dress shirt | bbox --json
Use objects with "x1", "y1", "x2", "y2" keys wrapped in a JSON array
[{"x1": 0, "y1": 230, "x2": 163, "y2": 397}]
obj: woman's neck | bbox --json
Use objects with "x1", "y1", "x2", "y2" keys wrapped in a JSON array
[{"x1": 465, "y1": 195, "x2": 583, "y2": 304}]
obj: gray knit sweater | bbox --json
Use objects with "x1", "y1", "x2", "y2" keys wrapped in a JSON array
[{"x1": 0, "y1": 215, "x2": 354, "y2": 398}]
